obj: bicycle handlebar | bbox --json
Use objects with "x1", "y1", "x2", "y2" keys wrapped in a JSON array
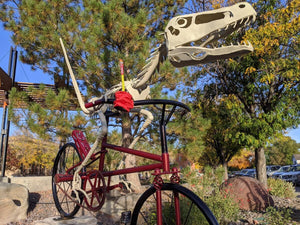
[{"x1": 85, "y1": 98, "x2": 191, "y2": 112}]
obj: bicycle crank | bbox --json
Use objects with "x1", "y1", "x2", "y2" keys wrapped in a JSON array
[{"x1": 83, "y1": 170, "x2": 106, "y2": 211}]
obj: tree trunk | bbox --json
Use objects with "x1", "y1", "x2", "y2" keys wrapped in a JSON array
[
  {"x1": 223, "y1": 161, "x2": 228, "y2": 180},
  {"x1": 255, "y1": 147, "x2": 267, "y2": 188},
  {"x1": 122, "y1": 112, "x2": 142, "y2": 193}
]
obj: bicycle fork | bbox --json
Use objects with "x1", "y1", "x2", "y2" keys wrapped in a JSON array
[
  {"x1": 153, "y1": 168, "x2": 181, "y2": 225},
  {"x1": 155, "y1": 188, "x2": 182, "y2": 225}
]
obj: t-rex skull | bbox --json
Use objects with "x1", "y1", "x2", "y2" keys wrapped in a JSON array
[{"x1": 165, "y1": 2, "x2": 257, "y2": 67}]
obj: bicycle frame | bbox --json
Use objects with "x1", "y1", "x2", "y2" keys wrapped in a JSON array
[
  {"x1": 56, "y1": 99, "x2": 188, "y2": 185},
  {"x1": 54, "y1": 99, "x2": 190, "y2": 224},
  {"x1": 56, "y1": 39, "x2": 219, "y2": 225}
]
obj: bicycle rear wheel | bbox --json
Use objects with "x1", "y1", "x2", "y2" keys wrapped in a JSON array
[
  {"x1": 52, "y1": 143, "x2": 84, "y2": 218},
  {"x1": 131, "y1": 183, "x2": 219, "y2": 225}
]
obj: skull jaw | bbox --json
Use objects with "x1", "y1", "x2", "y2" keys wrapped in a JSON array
[{"x1": 168, "y1": 45, "x2": 253, "y2": 67}]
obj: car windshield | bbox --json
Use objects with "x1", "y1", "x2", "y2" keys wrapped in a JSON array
[
  {"x1": 245, "y1": 169, "x2": 254, "y2": 174},
  {"x1": 267, "y1": 166, "x2": 278, "y2": 171},
  {"x1": 282, "y1": 166, "x2": 291, "y2": 172},
  {"x1": 293, "y1": 165, "x2": 300, "y2": 171}
]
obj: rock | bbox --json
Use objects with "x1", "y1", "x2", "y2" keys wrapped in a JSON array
[
  {"x1": 101, "y1": 193, "x2": 141, "y2": 217},
  {"x1": 221, "y1": 176, "x2": 274, "y2": 211},
  {"x1": 0, "y1": 182, "x2": 29, "y2": 224},
  {"x1": 33, "y1": 215, "x2": 98, "y2": 225}
]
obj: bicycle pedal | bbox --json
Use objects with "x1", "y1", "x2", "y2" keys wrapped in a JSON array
[{"x1": 120, "y1": 211, "x2": 131, "y2": 224}]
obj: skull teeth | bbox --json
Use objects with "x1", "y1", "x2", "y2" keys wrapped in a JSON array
[{"x1": 188, "y1": 14, "x2": 254, "y2": 49}]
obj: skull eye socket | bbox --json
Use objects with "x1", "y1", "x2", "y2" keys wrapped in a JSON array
[
  {"x1": 176, "y1": 17, "x2": 192, "y2": 28},
  {"x1": 239, "y1": 4, "x2": 246, "y2": 8}
]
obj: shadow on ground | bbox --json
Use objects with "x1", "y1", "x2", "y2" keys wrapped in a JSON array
[{"x1": 28, "y1": 192, "x2": 41, "y2": 213}]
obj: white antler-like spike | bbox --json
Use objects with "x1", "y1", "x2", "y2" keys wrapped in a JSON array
[{"x1": 59, "y1": 38, "x2": 91, "y2": 115}]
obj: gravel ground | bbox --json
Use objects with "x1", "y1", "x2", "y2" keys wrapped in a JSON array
[
  {"x1": 7, "y1": 190, "x2": 121, "y2": 225},
  {"x1": 6, "y1": 189, "x2": 300, "y2": 225},
  {"x1": 8, "y1": 190, "x2": 63, "y2": 225}
]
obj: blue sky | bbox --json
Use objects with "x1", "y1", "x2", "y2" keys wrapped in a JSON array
[{"x1": 0, "y1": 25, "x2": 299, "y2": 143}]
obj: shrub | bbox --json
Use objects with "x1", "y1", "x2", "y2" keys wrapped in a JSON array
[
  {"x1": 267, "y1": 178, "x2": 296, "y2": 199},
  {"x1": 182, "y1": 165, "x2": 239, "y2": 224},
  {"x1": 265, "y1": 206, "x2": 293, "y2": 225},
  {"x1": 205, "y1": 188, "x2": 239, "y2": 225}
]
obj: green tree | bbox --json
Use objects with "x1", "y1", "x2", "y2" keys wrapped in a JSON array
[
  {"x1": 182, "y1": 0, "x2": 299, "y2": 187},
  {"x1": 8, "y1": 85, "x2": 89, "y2": 143},
  {"x1": 266, "y1": 135, "x2": 300, "y2": 165},
  {"x1": 0, "y1": 0, "x2": 187, "y2": 97},
  {"x1": 1, "y1": 0, "x2": 189, "y2": 139},
  {"x1": 1, "y1": 0, "x2": 189, "y2": 190},
  {"x1": 168, "y1": 104, "x2": 210, "y2": 164},
  {"x1": 198, "y1": 94, "x2": 248, "y2": 179}
]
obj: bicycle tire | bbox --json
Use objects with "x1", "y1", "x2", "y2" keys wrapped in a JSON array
[
  {"x1": 131, "y1": 183, "x2": 219, "y2": 225},
  {"x1": 52, "y1": 143, "x2": 84, "y2": 218}
]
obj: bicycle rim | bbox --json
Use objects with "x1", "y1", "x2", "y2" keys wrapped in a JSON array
[
  {"x1": 52, "y1": 143, "x2": 83, "y2": 218},
  {"x1": 131, "y1": 183, "x2": 219, "y2": 225}
]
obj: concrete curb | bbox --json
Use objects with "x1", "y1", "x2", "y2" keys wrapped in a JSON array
[{"x1": 0, "y1": 176, "x2": 52, "y2": 192}]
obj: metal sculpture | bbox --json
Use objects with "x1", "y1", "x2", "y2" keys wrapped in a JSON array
[{"x1": 60, "y1": 2, "x2": 257, "y2": 202}]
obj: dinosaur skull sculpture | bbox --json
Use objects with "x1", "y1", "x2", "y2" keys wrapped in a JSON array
[
  {"x1": 165, "y1": 2, "x2": 256, "y2": 67},
  {"x1": 133, "y1": 2, "x2": 256, "y2": 89}
]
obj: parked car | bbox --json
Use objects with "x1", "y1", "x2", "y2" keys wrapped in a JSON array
[
  {"x1": 242, "y1": 169, "x2": 256, "y2": 178},
  {"x1": 228, "y1": 171, "x2": 239, "y2": 178},
  {"x1": 296, "y1": 173, "x2": 300, "y2": 186},
  {"x1": 235, "y1": 169, "x2": 251, "y2": 176},
  {"x1": 271, "y1": 165, "x2": 292, "y2": 179},
  {"x1": 279, "y1": 164, "x2": 300, "y2": 184},
  {"x1": 266, "y1": 165, "x2": 280, "y2": 177}
]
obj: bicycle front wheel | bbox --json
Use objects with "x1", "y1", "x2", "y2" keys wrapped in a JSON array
[
  {"x1": 131, "y1": 183, "x2": 219, "y2": 225},
  {"x1": 52, "y1": 143, "x2": 84, "y2": 218}
]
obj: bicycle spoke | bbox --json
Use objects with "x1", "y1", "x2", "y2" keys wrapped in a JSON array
[
  {"x1": 52, "y1": 143, "x2": 83, "y2": 218},
  {"x1": 131, "y1": 183, "x2": 218, "y2": 225},
  {"x1": 183, "y1": 201, "x2": 194, "y2": 225}
]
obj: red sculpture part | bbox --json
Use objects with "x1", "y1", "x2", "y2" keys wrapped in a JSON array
[
  {"x1": 113, "y1": 91, "x2": 134, "y2": 112},
  {"x1": 72, "y1": 130, "x2": 91, "y2": 159}
]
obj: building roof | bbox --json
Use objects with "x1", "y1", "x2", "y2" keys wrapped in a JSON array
[
  {"x1": 0, "y1": 67, "x2": 78, "y2": 110},
  {"x1": 293, "y1": 154, "x2": 300, "y2": 160}
]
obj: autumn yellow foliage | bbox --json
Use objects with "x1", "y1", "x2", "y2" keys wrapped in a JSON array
[
  {"x1": 8, "y1": 134, "x2": 58, "y2": 174},
  {"x1": 228, "y1": 149, "x2": 255, "y2": 169}
]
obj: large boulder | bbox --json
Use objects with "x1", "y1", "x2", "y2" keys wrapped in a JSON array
[
  {"x1": 221, "y1": 176, "x2": 274, "y2": 211},
  {"x1": 0, "y1": 182, "x2": 29, "y2": 224}
]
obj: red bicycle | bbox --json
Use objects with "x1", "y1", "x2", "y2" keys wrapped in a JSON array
[{"x1": 52, "y1": 97, "x2": 219, "y2": 225}]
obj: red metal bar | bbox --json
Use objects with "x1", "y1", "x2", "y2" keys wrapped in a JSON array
[
  {"x1": 102, "y1": 163, "x2": 163, "y2": 177},
  {"x1": 162, "y1": 153, "x2": 170, "y2": 172},
  {"x1": 85, "y1": 99, "x2": 104, "y2": 108},
  {"x1": 174, "y1": 191, "x2": 181, "y2": 225},
  {"x1": 55, "y1": 163, "x2": 163, "y2": 184},
  {"x1": 54, "y1": 173, "x2": 76, "y2": 183},
  {"x1": 102, "y1": 142, "x2": 162, "y2": 162},
  {"x1": 156, "y1": 189, "x2": 163, "y2": 225}
]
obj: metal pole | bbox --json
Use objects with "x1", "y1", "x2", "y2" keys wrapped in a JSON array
[
  {"x1": 0, "y1": 47, "x2": 14, "y2": 177},
  {"x1": 1, "y1": 47, "x2": 17, "y2": 177},
  {"x1": 0, "y1": 102, "x2": 8, "y2": 173}
]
